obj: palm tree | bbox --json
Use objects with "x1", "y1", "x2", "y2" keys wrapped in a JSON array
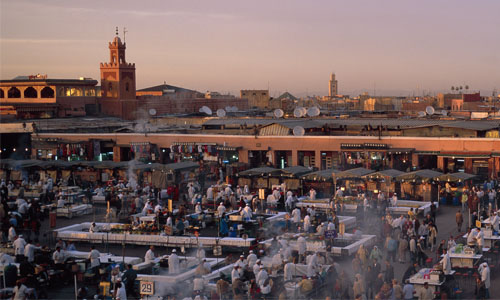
[
  {"x1": 451, "y1": 86, "x2": 455, "y2": 92},
  {"x1": 465, "y1": 85, "x2": 469, "y2": 93}
]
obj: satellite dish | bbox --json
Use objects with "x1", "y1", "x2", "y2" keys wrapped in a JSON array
[
  {"x1": 274, "y1": 109, "x2": 284, "y2": 118},
  {"x1": 225, "y1": 106, "x2": 232, "y2": 112},
  {"x1": 216, "y1": 109, "x2": 226, "y2": 117},
  {"x1": 148, "y1": 108, "x2": 157, "y2": 116},
  {"x1": 417, "y1": 111, "x2": 426, "y2": 118},
  {"x1": 230, "y1": 106, "x2": 238, "y2": 112},
  {"x1": 307, "y1": 106, "x2": 320, "y2": 117},
  {"x1": 441, "y1": 110, "x2": 448, "y2": 116},
  {"x1": 293, "y1": 126, "x2": 305, "y2": 136},
  {"x1": 425, "y1": 106, "x2": 435, "y2": 115},
  {"x1": 200, "y1": 106, "x2": 212, "y2": 116},
  {"x1": 293, "y1": 107, "x2": 304, "y2": 118},
  {"x1": 300, "y1": 107, "x2": 307, "y2": 116}
]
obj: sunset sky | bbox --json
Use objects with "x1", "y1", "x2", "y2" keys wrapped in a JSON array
[{"x1": 1, "y1": 0, "x2": 499, "y2": 97}]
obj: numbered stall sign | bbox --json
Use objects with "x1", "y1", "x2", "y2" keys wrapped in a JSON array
[{"x1": 140, "y1": 281, "x2": 154, "y2": 295}]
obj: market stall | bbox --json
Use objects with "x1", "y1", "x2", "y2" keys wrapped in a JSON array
[
  {"x1": 334, "y1": 167, "x2": 374, "y2": 196},
  {"x1": 444, "y1": 245, "x2": 483, "y2": 269},
  {"x1": 300, "y1": 169, "x2": 339, "y2": 198},
  {"x1": 435, "y1": 172, "x2": 476, "y2": 205},
  {"x1": 395, "y1": 169, "x2": 443, "y2": 202},
  {"x1": 409, "y1": 268, "x2": 455, "y2": 295},
  {"x1": 278, "y1": 166, "x2": 313, "y2": 192},
  {"x1": 361, "y1": 168, "x2": 404, "y2": 195},
  {"x1": 56, "y1": 204, "x2": 93, "y2": 218},
  {"x1": 236, "y1": 167, "x2": 284, "y2": 190},
  {"x1": 55, "y1": 222, "x2": 256, "y2": 249},
  {"x1": 261, "y1": 232, "x2": 376, "y2": 256}
]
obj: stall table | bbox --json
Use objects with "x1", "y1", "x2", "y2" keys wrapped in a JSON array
[
  {"x1": 409, "y1": 268, "x2": 454, "y2": 294},
  {"x1": 56, "y1": 204, "x2": 93, "y2": 218},
  {"x1": 444, "y1": 247, "x2": 483, "y2": 269}
]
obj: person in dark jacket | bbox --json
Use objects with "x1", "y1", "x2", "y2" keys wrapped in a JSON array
[
  {"x1": 122, "y1": 264, "x2": 137, "y2": 298},
  {"x1": 384, "y1": 260, "x2": 394, "y2": 283}
]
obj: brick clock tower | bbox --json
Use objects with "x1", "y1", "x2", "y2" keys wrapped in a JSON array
[{"x1": 99, "y1": 29, "x2": 137, "y2": 120}]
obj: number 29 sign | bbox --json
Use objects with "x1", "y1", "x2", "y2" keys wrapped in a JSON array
[{"x1": 140, "y1": 281, "x2": 154, "y2": 295}]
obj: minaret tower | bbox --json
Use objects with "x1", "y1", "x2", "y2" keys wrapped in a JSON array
[
  {"x1": 328, "y1": 73, "x2": 338, "y2": 98},
  {"x1": 99, "y1": 27, "x2": 137, "y2": 119}
]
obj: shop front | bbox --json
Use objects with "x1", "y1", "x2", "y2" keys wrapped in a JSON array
[
  {"x1": 416, "y1": 152, "x2": 438, "y2": 170},
  {"x1": 438, "y1": 152, "x2": 491, "y2": 180},
  {"x1": 248, "y1": 150, "x2": 269, "y2": 167},
  {"x1": 387, "y1": 148, "x2": 414, "y2": 171},
  {"x1": 298, "y1": 151, "x2": 316, "y2": 168},
  {"x1": 32, "y1": 137, "x2": 112, "y2": 162},
  {"x1": 320, "y1": 151, "x2": 339, "y2": 170},
  {"x1": 130, "y1": 142, "x2": 160, "y2": 163},
  {"x1": 340, "y1": 143, "x2": 389, "y2": 171},
  {"x1": 170, "y1": 142, "x2": 217, "y2": 163},
  {"x1": 274, "y1": 150, "x2": 292, "y2": 169}
]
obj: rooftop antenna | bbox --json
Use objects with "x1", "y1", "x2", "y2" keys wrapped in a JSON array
[{"x1": 123, "y1": 27, "x2": 128, "y2": 43}]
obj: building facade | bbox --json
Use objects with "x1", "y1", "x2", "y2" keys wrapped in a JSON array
[
  {"x1": 0, "y1": 75, "x2": 98, "y2": 119},
  {"x1": 30, "y1": 131, "x2": 500, "y2": 180},
  {"x1": 240, "y1": 90, "x2": 269, "y2": 108}
]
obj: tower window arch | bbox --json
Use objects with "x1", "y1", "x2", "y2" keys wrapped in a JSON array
[
  {"x1": 8, "y1": 87, "x2": 21, "y2": 98},
  {"x1": 108, "y1": 82, "x2": 112, "y2": 92},
  {"x1": 0, "y1": 89, "x2": 4, "y2": 98},
  {"x1": 41, "y1": 87, "x2": 55, "y2": 98},
  {"x1": 125, "y1": 82, "x2": 129, "y2": 92},
  {"x1": 24, "y1": 87, "x2": 38, "y2": 98}
]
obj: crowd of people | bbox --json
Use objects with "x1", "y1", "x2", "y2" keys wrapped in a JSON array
[{"x1": 1, "y1": 169, "x2": 499, "y2": 299}]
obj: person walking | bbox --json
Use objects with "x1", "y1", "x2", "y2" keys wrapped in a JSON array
[
  {"x1": 461, "y1": 191, "x2": 468, "y2": 212},
  {"x1": 387, "y1": 235, "x2": 398, "y2": 262},
  {"x1": 398, "y1": 235, "x2": 408, "y2": 263},
  {"x1": 456, "y1": 210, "x2": 464, "y2": 232},
  {"x1": 428, "y1": 224, "x2": 438, "y2": 252}
]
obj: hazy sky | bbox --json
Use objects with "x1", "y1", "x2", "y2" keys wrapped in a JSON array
[{"x1": 1, "y1": 0, "x2": 499, "y2": 97}]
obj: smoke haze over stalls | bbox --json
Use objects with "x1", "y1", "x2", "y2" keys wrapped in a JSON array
[{"x1": 1, "y1": 0, "x2": 499, "y2": 97}]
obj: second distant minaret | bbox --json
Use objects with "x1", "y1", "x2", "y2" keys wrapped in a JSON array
[{"x1": 328, "y1": 73, "x2": 338, "y2": 98}]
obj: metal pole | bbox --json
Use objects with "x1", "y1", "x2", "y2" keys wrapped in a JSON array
[{"x1": 74, "y1": 274, "x2": 78, "y2": 300}]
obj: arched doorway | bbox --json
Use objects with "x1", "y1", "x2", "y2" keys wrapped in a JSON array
[
  {"x1": 8, "y1": 87, "x2": 21, "y2": 98},
  {"x1": 24, "y1": 87, "x2": 37, "y2": 98},
  {"x1": 41, "y1": 87, "x2": 54, "y2": 98}
]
